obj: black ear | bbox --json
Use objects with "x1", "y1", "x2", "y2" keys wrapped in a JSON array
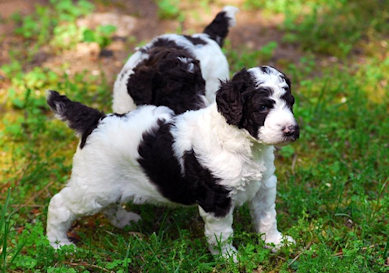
[
  {"x1": 126, "y1": 65, "x2": 155, "y2": 105},
  {"x1": 216, "y1": 80, "x2": 242, "y2": 125},
  {"x1": 216, "y1": 68, "x2": 252, "y2": 126}
]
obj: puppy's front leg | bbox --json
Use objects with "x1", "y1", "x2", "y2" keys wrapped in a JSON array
[
  {"x1": 199, "y1": 207, "x2": 236, "y2": 258},
  {"x1": 249, "y1": 175, "x2": 295, "y2": 250}
]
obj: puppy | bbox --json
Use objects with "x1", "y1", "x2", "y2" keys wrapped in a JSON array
[
  {"x1": 113, "y1": 6, "x2": 239, "y2": 114},
  {"x1": 46, "y1": 66, "x2": 299, "y2": 258}
]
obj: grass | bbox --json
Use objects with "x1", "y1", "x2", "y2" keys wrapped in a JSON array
[
  {"x1": 0, "y1": 0, "x2": 388, "y2": 272},
  {"x1": 245, "y1": 0, "x2": 389, "y2": 58}
]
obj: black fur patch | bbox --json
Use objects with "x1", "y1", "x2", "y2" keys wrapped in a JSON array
[
  {"x1": 279, "y1": 74, "x2": 294, "y2": 109},
  {"x1": 216, "y1": 68, "x2": 255, "y2": 126},
  {"x1": 139, "y1": 38, "x2": 184, "y2": 54},
  {"x1": 150, "y1": 38, "x2": 184, "y2": 51},
  {"x1": 47, "y1": 91, "x2": 105, "y2": 149},
  {"x1": 240, "y1": 88, "x2": 275, "y2": 137},
  {"x1": 203, "y1": 11, "x2": 231, "y2": 47},
  {"x1": 137, "y1": 120, "x2": 231, "y2": 217},
  {"x1": 260, "y1": 66, "x2": 271, "y2": 74},
  {"x1": 127, "y1": 46, "x2": 206, "y2": 114},
  {"x1": 280, "y1": 89, "x2": 295, "y2": 109},
  {"x1": 112, "y1": 113, "x2": 127, "y2": 118},
  {"x1": 183, "y1": 35, "x2": 207, "y2": 45},
  {"x1": 216, "y1": 69, "x2": 280, "y2": 138}
]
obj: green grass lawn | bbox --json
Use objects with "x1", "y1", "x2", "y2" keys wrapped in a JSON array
[{"x1": 1, "y1": 0, "x2": 388, "y2": 272}]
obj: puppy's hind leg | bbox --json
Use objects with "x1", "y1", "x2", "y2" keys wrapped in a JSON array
[
  {"x1": 46, "y1": 187, "x2": 78, "y2": 248},
  {"x1": 46, "y1": 185, "x2": 105, "y2": 249},
  {"x1": 103, "y1": 204, "x2": 141, "y2": 229}
]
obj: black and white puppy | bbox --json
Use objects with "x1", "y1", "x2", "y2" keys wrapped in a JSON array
[
  {"x1": 46, "y1": 66, "x2": 299, "y2": 257},
  {"x1": 113, "y1": 6, "x2": 238, "y2": 114}
]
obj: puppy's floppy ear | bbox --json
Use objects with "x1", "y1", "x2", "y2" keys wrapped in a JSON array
[
  {"x1": 216, "y1": 68, "x2": 251, "y2": 126},
  {"x1": 126, "y1": 65, "x2": 156, "y2": 105}
]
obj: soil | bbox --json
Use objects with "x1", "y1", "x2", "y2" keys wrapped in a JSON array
[{"x1": 0, "y1": 0, "x2": 304, "y2": 88}]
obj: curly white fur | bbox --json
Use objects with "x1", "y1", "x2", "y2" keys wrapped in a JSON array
[{"x1": 47, "y1": 67, "x2": 297, "y2": 259}]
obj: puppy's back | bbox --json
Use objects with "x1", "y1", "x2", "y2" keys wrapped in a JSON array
[{"x1": 47, "y1": 90, "x2": 173, "y2": 152}]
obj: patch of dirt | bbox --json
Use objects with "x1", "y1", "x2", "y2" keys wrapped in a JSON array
[
  {"x1": 77, "y1": 12, "x2": 137, "y2": 37},
  {"x1": 229, "y1": 8, "x2": 304, "y2": 68},
  {"x1": 0, "y1": 0, "x2": 305, "y2": 88},
  {"x1": 0, "y1": 0, "x2": 48, "y2": 20},
  {"x1": 102, "y1": 0, "x2": 180, "y2": 41},
  {"x1": 0, "y1": 0, "x2": 48, "y2": 69}
]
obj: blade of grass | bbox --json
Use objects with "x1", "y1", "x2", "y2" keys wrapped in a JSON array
[
  {"x1": 122, "y1": 240, "x2": 131, "y2": 271},
  {"x1": 0, "y1": 189, "x2": 11, "y2": 273}
]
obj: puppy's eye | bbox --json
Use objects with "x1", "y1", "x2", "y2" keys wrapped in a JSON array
[{"x1": 259, "y1": 105, "x2": 268, "y2": 112}]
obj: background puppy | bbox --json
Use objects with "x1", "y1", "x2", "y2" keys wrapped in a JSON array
[
  {"x1": 46, "y1": 66, "x2": 299, "y2": 258},
  {"x1": 113, "y1": 6, "x2": 238, "y2": 114}
]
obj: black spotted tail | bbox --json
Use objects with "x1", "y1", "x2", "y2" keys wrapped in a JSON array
[
  {"x1": 47, "y1": 90, "x2": 105, "y2": 148},
  {"x1": 203, "y1": 6, "x2": 239, "y2": 47}
]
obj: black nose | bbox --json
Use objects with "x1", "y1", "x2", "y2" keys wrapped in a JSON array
[{"x1": 283, "y1": 125, "x2": 300, "y2": 140}]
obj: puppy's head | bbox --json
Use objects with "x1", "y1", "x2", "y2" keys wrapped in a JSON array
[
  {"x1": 216, "y1": 66, "x2": 299, "y2": 145},
  {"x1": 127, "y1": 47, "x2": 206, "y2": 113}
]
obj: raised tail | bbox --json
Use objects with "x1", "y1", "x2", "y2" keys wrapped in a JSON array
[
  {"x1": 47, "y1": 90, "x2": 105, "y2": 148},
  {"x1": 203, "y1": 6, "x2": 239, "y2": 47}
]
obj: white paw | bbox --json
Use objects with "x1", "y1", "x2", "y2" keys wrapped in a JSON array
[
  {"x1": 209, "y1": 244, "x2": 238, "y2": 262},
  {"x1": 110, "y1": 211, "x2": 141, "y2": 229},
  {"x1": 49, "y1": 239, "x2": 75, "y2": 249},
  {"x1": 264, "y1": 233, "x2": 295, "y2": 252},
  {"x1": 221, "y1": 245, "x2": 238, "y2": 262}
]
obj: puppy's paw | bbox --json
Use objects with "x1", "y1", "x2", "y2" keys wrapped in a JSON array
[
  {"x1": 50, "y1": 239, "x2": 75, "y2": 250},
  {"x1": 264, "y1": 232, "x2": 295, "y2": 252},
  {"x1": 221, "y1": 245, "x2": 238, "y2": 263},
  {"x1": 210, "y1": 244, "x2": 238, "y2": 262}
]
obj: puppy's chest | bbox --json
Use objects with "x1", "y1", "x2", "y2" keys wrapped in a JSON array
[{"x1": 230, "y1": 159, "x2": 265, "y2": 205}]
